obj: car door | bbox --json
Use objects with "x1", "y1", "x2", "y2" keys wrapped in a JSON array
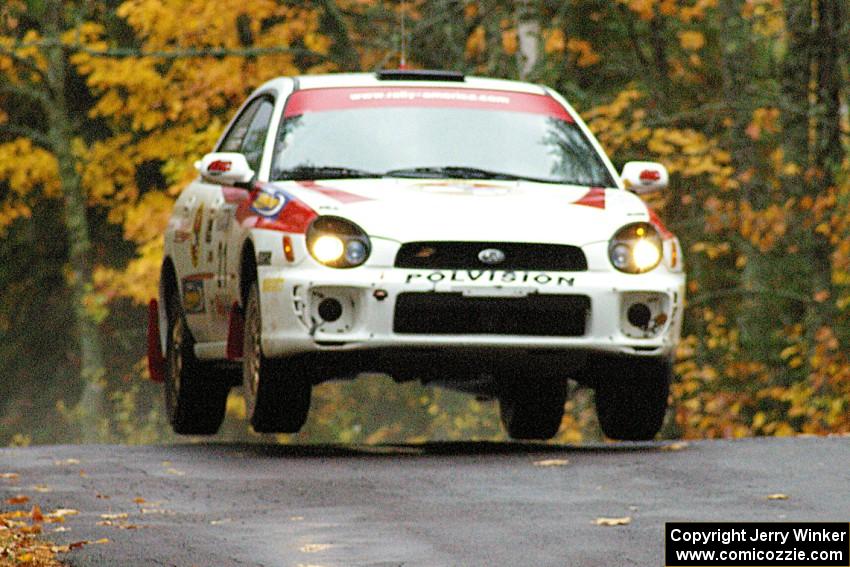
[{"x1": 204, "y1": 96, "x2": 276, "y2": 342}]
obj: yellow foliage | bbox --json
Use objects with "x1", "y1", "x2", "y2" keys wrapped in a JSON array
[
  {"x1": 678, "y1": 30, "x2": 705, "y2": 51},
  {"x1": 501, "y1": 29, "x2": 518, "y2": 56},
  {"x1": 566, "y1": 38, "x2": 600, "y2": 67},
  {"x1": 618, "y1": 0, "x2": 656, "y2": 21},
  {"x1": 543, "y1": 29, "x2": 565, "y2": 54},
  {"x1": 465, "y1": 25, "x2": 486, "y2": 58},
  {"x1": 0, "y1": 139, "x2": 59, "y2": 195}
]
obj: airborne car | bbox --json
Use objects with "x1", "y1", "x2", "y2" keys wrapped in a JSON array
[{"x1": 147, "y1": 70, "x2": 685, "y2": 441}]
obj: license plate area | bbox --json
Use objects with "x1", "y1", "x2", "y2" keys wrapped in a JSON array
[{"x1": 393, "y1": 292, "x2": 590, "y2": 336}]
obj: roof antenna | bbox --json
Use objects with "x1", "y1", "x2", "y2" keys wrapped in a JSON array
[{"x1": 399, "y1": 0, "x2": 408, "y2": 69}]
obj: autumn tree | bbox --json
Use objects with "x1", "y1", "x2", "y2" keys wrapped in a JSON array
[{"x1": 0, "y1": 0, "x2": 112, "y2": 441}]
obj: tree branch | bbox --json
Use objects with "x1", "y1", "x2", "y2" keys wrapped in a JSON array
[
  {"x1": 3, "y1": 38, "x2": 329, "y2": 60},
  {"x1": 72, "y1": 44, "x2": 329, "y2": 60},
  {"x1": 0, "y1": 123, "x2": 53, "y2": 150},
  {"x1": 0, "y1": 82, "x2": 52, "y2": 110}
]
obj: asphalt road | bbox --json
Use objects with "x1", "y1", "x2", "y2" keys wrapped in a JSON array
[{"x1": 0, "y1": 437, "x2": 848, "y2": 566}]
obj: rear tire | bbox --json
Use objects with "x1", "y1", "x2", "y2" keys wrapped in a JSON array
[
  {"x1": 593, "y1": 357, "x2": 671, "y2": 441},
  {"x1": 499, "y1": 378, "x2": 567, "y2": 440},
  {"x1": 242, "y1": 282, "x2": 311, "y2": 433},
  {"x1": 164, "y1": 290, "x2": 230, "y2": 435}
]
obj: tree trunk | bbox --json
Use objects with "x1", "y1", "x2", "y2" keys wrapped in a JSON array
[
  {"x1": 516, "y1": 0, "x2": 539, "y2": 80},
  {"x1": 719, "y1": 0, "x2": 774, "y2": 358},
  {"x1": 43, "y1": 0, "x2": 106, "y2": 442},
  {"x1": 781, "y1": 0, "x2": 812, "y2": 183},
  {"x1": 811, "y1": 0, "x2": 845, "y2": 186}
]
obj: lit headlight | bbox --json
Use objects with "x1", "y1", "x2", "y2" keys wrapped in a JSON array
[
  {"x1": 306, "y1": 216, "x2": 371, "y2": 268},
  {"x1": 608, "y1": 222, "x2": 662, "y2": 273},
  {"x1": 312, "y1": 235, "x2": 345, "y2": 263}
]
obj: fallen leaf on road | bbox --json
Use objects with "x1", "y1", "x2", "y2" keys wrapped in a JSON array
[
  {"x1": 132, "y1": 497, "x2": 145, "y2": 504},
  {"x1": 593, "y1": 516, "x2": 632, "y2": 526},
  {"x1": 31, "y1": 505, "x2": 44, "y2": 523},
  {"x1": 165, "y1": 468, "x2": 185, "y2": 476},
  {"x1": 290, "y1": 516, "x2": 304, "y2": 521},
  {"x1": 54, "y1": 459, "x2": 80, "y2": 466},
  {"x1": 660, "y1": 441, "x2": 690, "y2": 452},
  {"x1": 99, "y1": 513, "x2": 129, "y2": 520},
  {"x1": 20, "y1": 524, "x2": 42, "y2": 535},
  {"x1": 96, "y1": 494, "x2": 110, "y2": 500},
  {"x1": 7, "y1": 495, "x2": 30, "y2": 505},
  {"x1": 52, "y1": 527, "x2": 68, "y2": 533},
  {"x1": 97, "y1": 520, "x2": 139, "y2": 529},
  {"x1": 32, "y1": 485, "x2": 51, "y2": 493},
  {"x1": 767, "y1": 493, "x2": 789, "y2": 500},
  {"x1": 533, "y1": 458, "x2": 569, "y2": 467},
  {"x1": 0, "y1": 473, "x2": 19, "y2": 480},
  {"x1": 300, "y1": 543, "x2": 333, "y2": 553},
  {"x1": 210, "y1": 518, "x2": 231, "y2": 525},
  {"x1": 49, "y1": 509, "x2": 79, "y2": 519}
]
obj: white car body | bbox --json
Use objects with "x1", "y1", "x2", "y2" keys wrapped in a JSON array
[{"x1": 149, "y1": 71, "x2": 685, "y2": 440}]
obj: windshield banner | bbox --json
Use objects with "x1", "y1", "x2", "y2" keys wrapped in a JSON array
[{"x1": 283, "y1": 87, "x2": 573, "y2": 121}]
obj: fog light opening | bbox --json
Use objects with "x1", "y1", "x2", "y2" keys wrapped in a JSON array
[
  {"x1": 627, "y1": 303, "x2": 652, "y2": 330},
  {"x1": 317, "y1": 298, "x2": 343, "y2": 322}
]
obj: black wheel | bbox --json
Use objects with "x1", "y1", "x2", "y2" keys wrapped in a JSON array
[
  {"x1": 164, "y1": 290, "x2": 230, "y2": 435},
  {"x1": 593, "y1": 357, "x2": 671, "y2": 441},
  {"x1": 243, "y1": 282, "x2": 311, "y2": 433},
  {"x1": 499, "y1": 378, "x2": 568, "y2": 440}
]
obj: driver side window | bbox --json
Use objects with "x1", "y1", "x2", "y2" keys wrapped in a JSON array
[{"x1": 218, "y1": 96, "x2": 275, "y2": 173}]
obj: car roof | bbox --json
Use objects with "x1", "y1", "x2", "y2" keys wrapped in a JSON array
[{"x1": 256, "y1": 72, "x2": 548, "y2": 96}]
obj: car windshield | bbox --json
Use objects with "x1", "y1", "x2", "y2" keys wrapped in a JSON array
[{"x1": 270, "y1": 88, "x2": 616, "y2": 187}]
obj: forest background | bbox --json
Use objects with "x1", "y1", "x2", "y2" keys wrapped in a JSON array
[{"x1": 0, "y1": 0, "x2": 848, "y2": 446}]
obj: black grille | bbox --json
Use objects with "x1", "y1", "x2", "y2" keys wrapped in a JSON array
[
  {"x1": 393, "y1": 293, "x2": 590, "y2": 336},
  {"x1": 394, "y1": 242, "x2": 587, "y2": 271}
]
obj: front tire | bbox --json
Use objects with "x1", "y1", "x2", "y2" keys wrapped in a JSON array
[
  {"x1": 499, "y1": 378, "x2": 568, "y2": 440},
  {"x1": 164, "y1": 290, "x2": 230, "y2": 435},
  {"x1": 593, "y1": 357, "x2": 671, "y2": 441},
  {"x1": 242, "y1": 282, "x2": 311, "y2": 433}
]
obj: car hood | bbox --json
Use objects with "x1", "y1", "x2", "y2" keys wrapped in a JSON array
[{"x1": 269, "y1": 178, "x2": 651, "y2": 245}]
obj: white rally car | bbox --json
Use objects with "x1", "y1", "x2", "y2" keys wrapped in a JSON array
[{"x1": 146, "y1": 69, "x2": 685, "y2": 441}]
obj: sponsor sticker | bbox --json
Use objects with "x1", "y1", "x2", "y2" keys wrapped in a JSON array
[
  {"x1": 257, "y1": 251, "x2": 272, "y2": 266},
  {"x1": 404, "y1": 270, "x2": 575, "y2": 287},
  {"x1": 214, "y1": 205, "x2": 235, "y2": 232},
  {"x1": 190, "y1": 204, "x2": 204, "y2": 268},
  {"x1": 250, "y1": 190, "x2": 287, "y2": 218},
  {"x1": 261, "y1": 278, "x2": 285, "y2": 292},
  {"x1": 182, "y1": 279, "x2": 206, "y2": 314}
]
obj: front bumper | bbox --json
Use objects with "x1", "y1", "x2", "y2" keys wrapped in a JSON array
[{"x1": 256, "y1": 265, "x2": 685, "y2": 359}]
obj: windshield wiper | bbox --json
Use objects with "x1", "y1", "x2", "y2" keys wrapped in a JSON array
[
  {"x1": 384, "y1": 166, "x2": 564, "y2": 184},
  {"x1": 274, "y1": 165, "x2": 383, "y2": 180}
]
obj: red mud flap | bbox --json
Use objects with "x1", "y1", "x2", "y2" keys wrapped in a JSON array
[
  {"x1": 226, "y1": 302, "x2": 244, "y2": 361},
  {"x1": 147, "y1": 299, "x2": 166, "y2": 383}
]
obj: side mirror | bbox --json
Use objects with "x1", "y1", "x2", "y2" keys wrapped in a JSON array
[
  {"x1": 195, "y1": 152, "x2": 255, "y2": 186},
  {"x1": 621, "y1": 161, "x2": 668, "y2": 194}
]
